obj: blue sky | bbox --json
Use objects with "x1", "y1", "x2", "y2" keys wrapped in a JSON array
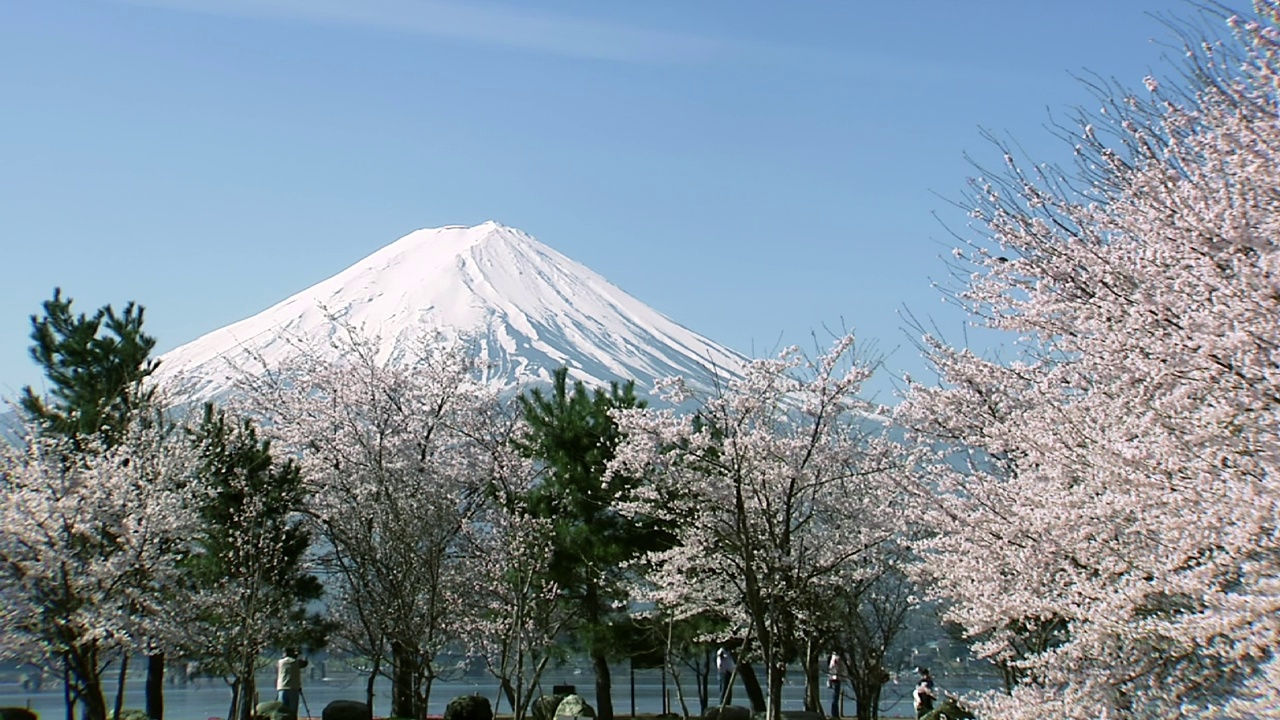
[{"x1": 2, "y1": 0, "x2": 1197, "y2": 401}]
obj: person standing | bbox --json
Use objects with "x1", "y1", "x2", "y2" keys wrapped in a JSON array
[
  {"x1": 827, "y1": 652, "x2": 846, "y2": 718},
  {"x1": 716, "y1": 647, "x2": 736, "y2": 706},
  {"x1": 277, "y1": 647, "x2": 309, "y2": 718},
  {"x1": 912, "y1": 666, "x2": 935, "y2": 719}
]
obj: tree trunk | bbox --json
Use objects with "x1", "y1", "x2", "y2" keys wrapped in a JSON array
[
  {"x1": 419, "y1": 674, "x2": 435, "y2": 720},
  {"x1": 802, "y1": 640, "x2": 820, "y2": 714},
  {"x1": 227, "y1": 677, "x2": 239, "y2": 720},
  {"x1": 390, "y1": 642, "x2": 416, "y2": 720},
  {"x1": 67, "y1": 644, "x2": 108, "y2": 720},
  {"x1": 64, "y1": 657, "x2": 75, "y2": 720},
  {"x1": 365, "y1": 654, "x2": 380, "y2": 714},
  {"x1": 765, "y1": 660, "x2": 785, "y2": 720},
  {"x1": 851, "y1": 664, "x2": 887, "y2": 720},
  {"x1": 499, "y1": 678, "x2": 517, "y2": 716},
  {"x1": 517, "y1": 654, "x2": 551, "y2": 720},
  {"x1": 698, "y1": 647, "x2": 711, "y2": 714},
  {"x1": 233, "y1": 659, "x2": 258, "y2": 720},
  {"x1": 114, "y1": 654, "x2": 130, "y2": 720},
  {"x1": 592, "y1": 650, "x2": 613, "y2": 720},
  {"x1": 852, "y1": 678, "x2": 870, "y2": 720},
  {"x1": 246, "y1": 676, "x2": 259, "y2": 720},
  {"x1": 244, "y1": 674, "x2": 257, "y2": 720},
  {"x1": 736, "y1": 661, "x2": 766, "y2": 712},
  {"x1": 146, "y1": 653, "x2": 165, "y2": 720}
]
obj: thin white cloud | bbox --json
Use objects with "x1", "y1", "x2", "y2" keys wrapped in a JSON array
[{"x1": 109, "y1": 0, "x2": 729, "y2": 64}]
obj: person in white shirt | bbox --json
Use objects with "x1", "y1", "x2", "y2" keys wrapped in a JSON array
[
  {"x1": 276, "y1": 647, "x2": 309, "y2": 718},
  {"x1": 827, "y1": 652, "x2": 846, "y2": 718},
  {"x1": 715, "y1": 647, "x2": 736, "y2": 706}
]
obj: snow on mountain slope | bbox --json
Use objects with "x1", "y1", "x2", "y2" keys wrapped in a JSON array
[{"x1": 153, "y1": 221, "x2": 748, "y2": 401}]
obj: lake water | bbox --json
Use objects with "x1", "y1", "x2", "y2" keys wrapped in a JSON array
[{"x1": 0, "y1": 668, "x2": 996, "y2": 720}]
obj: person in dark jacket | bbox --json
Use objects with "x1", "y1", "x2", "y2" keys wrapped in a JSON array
[{"x1": 912, "y1": 666, "x2": 936, "y2": 719}]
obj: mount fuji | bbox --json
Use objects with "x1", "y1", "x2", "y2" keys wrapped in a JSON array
[{"x1": 153, "y1": 221, "x2": 749, "y2": 401}]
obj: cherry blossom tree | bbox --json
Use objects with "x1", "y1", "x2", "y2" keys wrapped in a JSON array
[
  {"x1": 642, "y1": 611, "x2": 729, "y2": 717},
  {"x1": 610, "y1": 336, "x2": 909, "y2": 720},
  {"x1": 462, "y1": 502, "x2": 568, "y2": 720},
  {"x1": 236, "y1": 323, "x2": 502, "y2": 719},
  {"x1": 896, "y1": 4, "x2": 1280, "y2": 717},
  {"x1": 816, "y1": 544, "x2": 915, "y2": 720},
  {"x1": 429, "y1": 396, "x2": 570, "y2": 720},
  {"x1": 0, "y1": 415, "x2": 197, "y2": 720}
]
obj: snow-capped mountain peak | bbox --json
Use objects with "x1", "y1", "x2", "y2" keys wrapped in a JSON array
[{"x1": 154, "y1": 222, "x2": 747, "y2": 401}]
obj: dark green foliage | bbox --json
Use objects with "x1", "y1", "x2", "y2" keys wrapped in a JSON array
[
  {"x1": 112, "y1": 711, "x2": 148, "y2": 720},
  {"x1": 187, "y1": 403, "x2": 324, "y2": 623},
  {"x1": 703, "y1": 710, "x2": 749, "y2": 720},
  {"x1": 515, "y1": 368, "x2": 674, "y2": 720},
  {"x1": 443, "y1": 695, "x2": 493, "y2": 720},
  {"x1": 0, "y1": 708, "x2": 39, "y2": 720},
  {"x1": 757, "y1": 713, "x2": 823, "y2": 720},
  {"x1": 320, "y1": 701, "x2": 371, "y2": 720},
  {"x1": 516, "y1": 368, "x2": 668, "y2": 579},
  {"x1": 185, "y1": 404, "x2": 327, "y2": 720},
  {"x1": 919, "y1": 697, "x2": 974, "y2": 720},
  {"x1": 20, "y1": 288, "x2": 157, "y2": 447}
]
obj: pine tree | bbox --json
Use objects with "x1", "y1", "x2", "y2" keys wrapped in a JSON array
[
  {"x1": 18, "y1": 288, "x2": 173, "y2": 720},
  {"x1": 21, "y1": 288, "x2": 157, "y2": 447},
  {"x1": 184, "y1": 404, "x2": 326, "y2": 720},
  {"x1": 514, "y1": 368, "x2": 671, "y2": 720}
]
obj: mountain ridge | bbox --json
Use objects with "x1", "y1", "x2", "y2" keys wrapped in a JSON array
[{"x1": 152, "y1": 221, "x2": 748, "y2": 401}]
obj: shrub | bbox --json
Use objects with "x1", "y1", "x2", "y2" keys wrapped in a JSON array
[
  {"x1": 321, "y1": 700, "x2": 371, "y2": 720},
  {"x1": 256, "y1": 701, "x2": 291, "y2": 720},
  {"x1": 530, "y1": 694, "x2": 566, "y2": 720},
  {"x1": 553, "y1": 695, "x2": 594, "y2": 719},
  {"x1": 443, "y1": 696, "x2": 492, "y2": 720},
  {"x1": 920, "y1": 696, "x2": 974, "y2": 720},
  {"x1": 1, "y1": 708, "x2": 39, "y2": 720}
]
